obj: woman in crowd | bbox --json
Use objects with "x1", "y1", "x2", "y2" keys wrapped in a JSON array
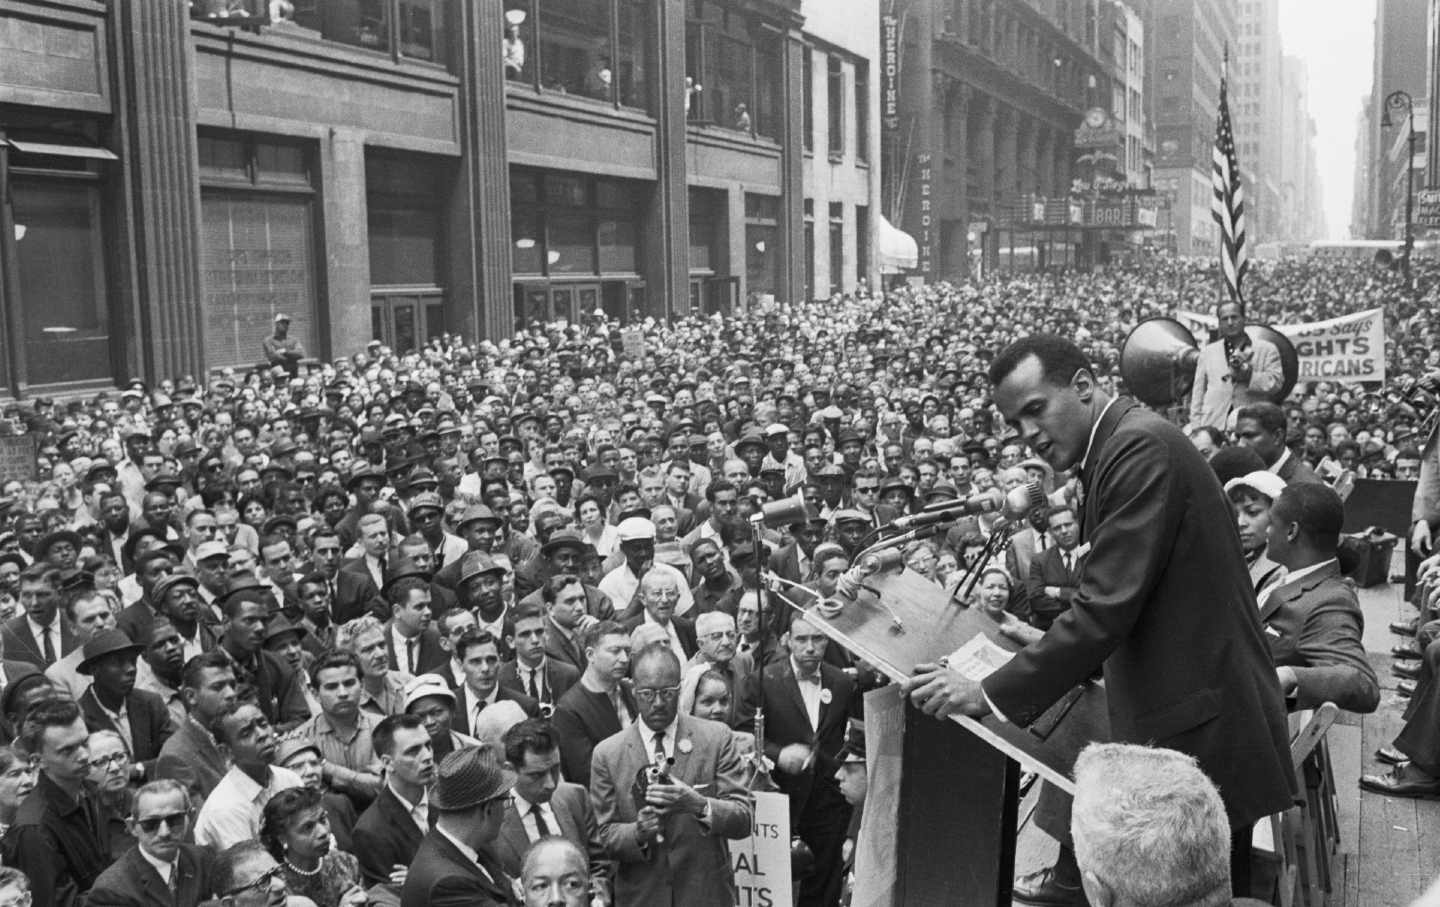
[
  {"x1": 87, "y1": 730, "x2": 136, "y2": 857},
  {"x1": 1224, "y1": 471, "x2": 1289, "y2": 600},
  {"x1": 260, "y1": 786, "x2": 367, "y2": 907},
  {"x1": 690, "y1": 669, "x2": 760, "y2": 783},
  {"x1": 576, "y1": 493, "x2": 619, "y2": 559},
  {"x1": 0, "y1": 746, "x2": 35, "y2": 840}
]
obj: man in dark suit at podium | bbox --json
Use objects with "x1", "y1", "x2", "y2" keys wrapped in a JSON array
[
  {"x1": 906, "y1": 336, "x2": 1295, "y2": 904},
  {"x1": 763, "y1": 611, "x2": 855, "y2": 907}
]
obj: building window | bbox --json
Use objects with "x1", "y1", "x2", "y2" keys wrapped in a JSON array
[
  {"x1": 367, "y1": 152, "x2": 445, "y2": 353},
  {"x1": 504, "y1": 0, "x2": 650, "y2": 111},
  {"x1": 854, "y1": 60, "x2": 869, "y2": 163},
  {"x1": 855, "y1": 204, "x2": 869, "y2": 285},
  {"x1": 283, "y1": 0, "x2": 450, "y2": 66},
  {"x1": 199, "y1": 132, "x2": 320, "y2": 371},
  {"x1": 803, "y1": 198, "x2": 814, "y2": 299},
  {"x1": 689, "y1": 188, "x2": 725, "y2": 274},
  {"x1": 745, "y1": 193, "x2": 779, "y2": 299},
  {"x1": 827, "y1": 55, "x2": 845, "y2": 156},
  {"x1": 686, "y1": 2, "x2": 781, "y2": 137},
  {"x1": 509, "y1": 168, "x2": 644, "y2": 278},
  {"x1": 803, "y1": 50, "x2": 814, "y2": 152},
  {"x1": 829, "y1": 202, "x2": 844, "y2": 294}
]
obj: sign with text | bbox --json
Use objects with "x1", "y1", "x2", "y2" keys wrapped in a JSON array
[
  {"x1": 0, "y1": 434, "x2": 38, "y2": 482},
  {"x1": 1416, "y1": 188, "x2": 1440, "y2": 228},
  {"x1": 731, "y1": 790, "x2": 793, "y2": 907},
  {"x1": 880, "y1": 15, "x2": 899, "y2": 132},
  {"x1": 1177, "y1": 307, "x2": 1386, "y2": 384},
  {"x1": 619, "y1": 327, "x2": 645, "y2": 359},
  {"x1": 915, "y1": 152, "x2": 934, "y2": 280}
]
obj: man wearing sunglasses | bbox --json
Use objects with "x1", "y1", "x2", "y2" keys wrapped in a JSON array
[{"x1": 88, "y1": 778, "x2": 214, "y2": 907}]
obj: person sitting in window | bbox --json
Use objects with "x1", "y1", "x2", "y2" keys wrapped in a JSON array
[
  {"x1": 584, "y1": 57, "x2": 613, "y2": 100},
  {"x1": 504, "y1": 19, "x2": 526, "y2": 79},
  {"x1": 733, "y1": 103, "x2": 751, "y2": 132}
]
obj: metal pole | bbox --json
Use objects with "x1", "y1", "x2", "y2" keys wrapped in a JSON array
[{"x1": 1406, "y1": 125, "x2": 1416, "y2": 295}]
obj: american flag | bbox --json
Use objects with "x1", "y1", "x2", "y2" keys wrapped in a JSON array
[{"x1": 1211, "y1": 56, "x2": 1248, "y2": 307}]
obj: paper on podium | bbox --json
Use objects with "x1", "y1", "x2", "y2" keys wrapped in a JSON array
[{"x1": 777, "y1": 567, "x2": 1098, "y2": 795}]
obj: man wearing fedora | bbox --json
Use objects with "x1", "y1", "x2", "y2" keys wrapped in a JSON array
[
  {"x1": 591, "y1": 644, "x2": 753, "y2": 907},
  {"x1": 402, "y1": 744, "x2": 519, "y2": 907},
  {"x1": 76, "y1": 627, "x2": 176, "y2": 782}
]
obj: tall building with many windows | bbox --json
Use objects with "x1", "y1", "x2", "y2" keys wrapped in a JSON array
[{"x1": 0, "y1": 0, "x2": 879, "y2": 394}]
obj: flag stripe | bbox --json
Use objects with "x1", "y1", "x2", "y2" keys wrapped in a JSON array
[{"x1": 1212, "y1": 62, "x2": 1248, "y2": 305}]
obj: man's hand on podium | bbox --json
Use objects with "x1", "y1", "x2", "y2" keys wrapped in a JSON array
[{"x1": 904, "y1": 662, "x2": 993, "y2": 719}]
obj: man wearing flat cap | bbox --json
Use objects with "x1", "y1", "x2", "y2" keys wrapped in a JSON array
[
  {"x1": 401, "y1": 744, "x2": 520, "y2": 907},
  {"x1": 263, "y1": 313, "x2": 306, "y2": 377}
]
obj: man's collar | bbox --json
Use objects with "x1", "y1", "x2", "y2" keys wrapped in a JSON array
[
  {"x1": 1079, "y1": 397, "x2": 1119, "y2": 476},
  {"x1": 790, "y1": 656, "x2": 819, "y2": 683},
  {"x1": 137, "y1": 844, "x2": 176, "y2": 879},
  {"x1": 1268, "y1": 447, "x2": 1292, "y2": 475}
]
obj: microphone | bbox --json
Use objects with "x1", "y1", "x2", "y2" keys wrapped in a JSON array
[{"x1": 890, "y1": 483, "x2": 1046, "y2": 532}]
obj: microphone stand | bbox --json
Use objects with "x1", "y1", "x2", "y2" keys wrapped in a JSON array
[
  {"x1": 949, "y1": 518, "x2": 1023, "y2": 608},
  {"x1": 746, "y1": 515, "x2": 778, "y2": 792}
]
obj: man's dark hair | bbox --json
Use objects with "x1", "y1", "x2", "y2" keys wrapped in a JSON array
[
  {"x1": 1273, "y1": 482, "x2": 1345, "y2": 552},
  {"x1": 372, "y1": 713, "x2": 427, "y2": 758},
  {"x1": 542, "y1": 573, "x2": 584, "y2": 605},
  {"x1": 307, "y1": 649, "x2": 362, "y2": 687},
  {"x1": 582, "y1": 619, "x2": 626, "y2": 653},
  {"x1": 987, "y1": 335, "x2": 1094, "y2": 389},
  {"x1": 16, "y1": 563, "x2": 56, "y2": 588},
  {"x1": 510, "y1": 601, "x2": 545, "y2": 626},
  {"x1": 181, "y1": 651, "x2": 235, "y2": 691},
  {"x1": 184, "y1": 509, "x2": 217, "y2": 529},
  {"x1": 502, "y1": 717, "x2": 559, "y2": 768},
  {"x1": 705, "y1": 479, "x2": 737, "y2": 504},
  {"x1": 386, "y1": 576, "x2": 430, "y2": 606},
  {"x1": 1045, "y1": 504, "x2": 1076, "y2": 524},
  {"x1": 1236, "y1": 402, "x2": 1287, "y2": 436},
  {"x1": 454, "y1": 628, "x2": 500, "y2": 662},
  {"x1": 1208, "y1": 445, "x2": 1267, "y2": 485},
  {"x1": 17, "y1": 697, "x2": 81, "y2": 756}
]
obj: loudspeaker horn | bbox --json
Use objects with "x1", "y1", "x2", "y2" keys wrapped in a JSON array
[
  {"x1": 1244, "y1": 324, "x2": 1300, "y2": 403},
  {"x1": 1119, "y1": 317, "x2": 1201, "y2": 407}
]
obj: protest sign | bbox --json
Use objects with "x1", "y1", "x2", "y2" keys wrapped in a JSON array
[
  {"x1": 1175, "y1": 307, "x2": 1385, "y2": 384},
  {"x1": 731, "y1": 790, "x2": 792, "y2": 907}
]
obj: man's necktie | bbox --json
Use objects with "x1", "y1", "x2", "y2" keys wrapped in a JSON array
[
  {"x1": 652, "y1": 729, "x2": 667, "y2": 765},
  {"x1": 527, "y1": 668, "x2": 540, "y2": 702},
  {"x1": 406, "y1": 638, "x2": 417, "y2": 674},
  {"x1": 42, "y1": 626, "x2": 55, "y2": 664},
  {"x1": 532, "y1": 802, "x2": 551, "y2": 837}
]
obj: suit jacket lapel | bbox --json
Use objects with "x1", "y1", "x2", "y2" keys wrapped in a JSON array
[
  {"x1": 1262, "y1": 562, "x2": 1339, "y2": 622},
  {"x1": 1079, "y1": 398, "x2": 1137, "y2": 538}
]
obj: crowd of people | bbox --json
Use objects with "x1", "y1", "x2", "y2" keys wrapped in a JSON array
[{"x1": 0, "y1": 253, "x2": 1433, "y2": 907}]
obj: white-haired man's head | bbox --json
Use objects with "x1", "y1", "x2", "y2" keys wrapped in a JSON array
[
  {"x1": 695, "y1": 611, "x2": 738, "y2": 664},
  {"x1": 1071, "y1": 743, "x2": 1232, "y2": 907}
]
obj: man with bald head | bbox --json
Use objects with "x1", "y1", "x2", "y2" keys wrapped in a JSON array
[
  {"x1": 619, "y1": 570, "x2": 696, "y2": 661},
  {"x1": 521, "y1": 837, "x2": 590, "y2": 907}
]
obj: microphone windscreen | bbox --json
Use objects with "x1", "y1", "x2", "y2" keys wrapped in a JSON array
[{"x1": 756, "y1": 497, "x2": 810, "y2": 529}]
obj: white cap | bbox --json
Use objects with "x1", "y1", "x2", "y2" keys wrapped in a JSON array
[
  {"x1": 616, "y1": 517, "x2": 656, "y2": 542},
  {"x1": 194, "y1": 540, "x2": 229, "y2": 562},
  {"x1": 764, "y1": 423, "x2": 789, "y2": 437},
  {"x1": 402, "y1": 673, "x2": 456, "y2": 712},
  {"x1": 1223, "y1": 470, "x2": 1287, "y2": 502}
]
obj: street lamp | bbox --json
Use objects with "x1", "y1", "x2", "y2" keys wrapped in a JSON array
[{"x1": 1381, "y1": 89, "x2": 1416, "y2": 294}]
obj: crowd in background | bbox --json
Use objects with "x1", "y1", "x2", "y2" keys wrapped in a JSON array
[{"x1": 0, "y1": 253, "x2": 1433, "y2": 907}]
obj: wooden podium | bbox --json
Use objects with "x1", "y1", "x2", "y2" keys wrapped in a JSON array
[{"x1": 783, "y1": 565, "x2": 1100, "y2": 906}]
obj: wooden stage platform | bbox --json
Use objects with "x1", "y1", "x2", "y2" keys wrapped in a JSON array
[{"x1": 1011, "y1": 568, "x2": 1440, "y2": 907}]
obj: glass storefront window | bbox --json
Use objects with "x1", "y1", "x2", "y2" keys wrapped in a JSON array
[
  {"x1": 548, "y1": 212, "x2": 595, "y2": 273},
  {"x1": 616, "y1": 0, "x2": 649, "y2": 110},
  {"x1": 512, "y1": 208, "x2": 543, "y2": 274},
  {"x1": 366, "y1": 153, "x2": 443, "y2": 286},
  {"x1": 598, "y1": 217, "x2": 637, "y2": 272},
  {"x1": 746, "y1": 224, "x2": 777, "y2": 298},
  {"x1": 12, "y1": 181, "x2": 111, "y2": 384}
]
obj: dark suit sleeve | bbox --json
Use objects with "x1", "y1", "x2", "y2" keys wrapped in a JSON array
[
  {"x1": 272, "y1": 659, "x2": 312, "y2": 733},
  {"x1": 139, "y1": 695, "x2": 177, "y2": 778},
  {"x1": 984, "y1": 429, "x2": 1179, "y2": 726},
  {"x1": 353, "y1": 815, "x2": 398, "y2": 887},
  {"x1": 552, "y1": 702, "x2": 595, "y2": 786},
  {"x1": 1289, "y1": 591, "x2": 1380, "y2": 713}
]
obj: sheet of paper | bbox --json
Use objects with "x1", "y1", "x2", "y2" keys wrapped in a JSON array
[{"x1": 942, "y1": 633, "x2": 1015, "y2": 682}]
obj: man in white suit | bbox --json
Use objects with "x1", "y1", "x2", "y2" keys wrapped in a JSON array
[{"x1": 1189, "y1": 300, "x2": 1283, "y2": 431}]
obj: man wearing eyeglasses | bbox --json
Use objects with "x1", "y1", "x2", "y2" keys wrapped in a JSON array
[
  {"x1": 88, "y1": 778, "x2": 214, "y2": 907},
  {"x1": 678, "y1": 612, "x2": 755, "y2": 730},
  {"x1": 590, "y1": 645, "x2": 753, "y2": 907}
]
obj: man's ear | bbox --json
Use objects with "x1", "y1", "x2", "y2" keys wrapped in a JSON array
[{"x1": 1071, "y1": 369, "x2": 1097, "y2": 404}]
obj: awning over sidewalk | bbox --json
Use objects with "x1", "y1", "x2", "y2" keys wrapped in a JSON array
[{"x1": 877, "y1": 215, "x2": 918, "y2": 272}]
